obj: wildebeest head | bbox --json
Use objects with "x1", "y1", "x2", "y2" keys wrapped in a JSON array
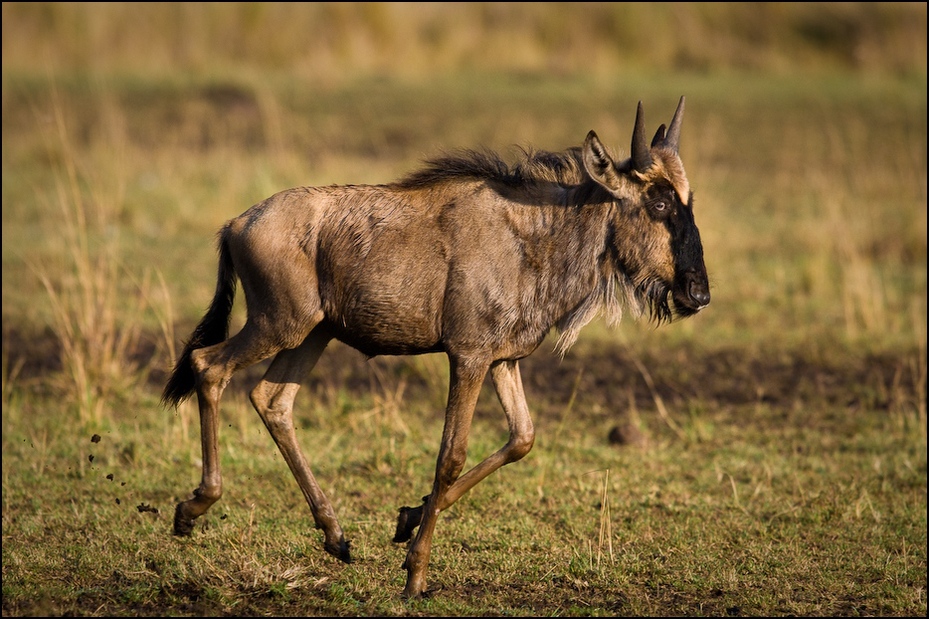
[{"x1": 582, "y1": 97, "x2": 710, "y2": 322}]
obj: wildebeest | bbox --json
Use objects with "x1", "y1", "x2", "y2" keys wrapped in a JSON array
[{"x1": 162, "y1": 96, "x2": 710, "y2": 599}]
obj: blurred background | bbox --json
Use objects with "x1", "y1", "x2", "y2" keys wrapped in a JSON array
[
  {"x1": 2, "y1": 2, "x2": 926, "y2": 79},
  {"x1": 2, "y1": 1, "x2": 926, "y2": 408}
]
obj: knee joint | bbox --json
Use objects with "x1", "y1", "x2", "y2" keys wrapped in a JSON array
[
  {"x1": 191, "y1": 351, "x2": 228, "y2": 391},
  {"x1": 506, "y1": 431, "x2": 535, "y2": 464},
  {"x1": 249, "y1": 385, "x2": 271, "y2": 414},
  {"x1": 249, "y1": 386, "x2": 292, "y2": 429},
  {"x1": 437, "y1": 453, "x2": 467, "y2": 488}
]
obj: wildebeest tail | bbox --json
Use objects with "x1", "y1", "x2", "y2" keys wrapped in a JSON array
[{"x1": 162, "y1": 229, "x2": 237, "y2": 408}]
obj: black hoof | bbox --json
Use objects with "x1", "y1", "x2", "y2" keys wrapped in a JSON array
[
  {"x1": 325, "y1": 537, "x2": 352, "y2": 564},
  {"x1": 173, "y1": 504, "x2": 194, "y2": 537},
  {"x1": 393, "y1": 505, "x2": 424, "y2": 543}
]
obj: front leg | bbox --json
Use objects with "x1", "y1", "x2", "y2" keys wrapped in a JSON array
[
  {"x1": 401, "y1": 494, "x2": 441, "y2": 598},
  {"x1": 400, "y1": 355, "x2": 488, "y2": 599},
  {"x1": 393, "y1": 359, "x2": 535, "y2": 544}
]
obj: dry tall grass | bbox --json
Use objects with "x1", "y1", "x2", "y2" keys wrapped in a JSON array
[{"x1": 23, "y1": 86, "x2": 177, "y2": 424}]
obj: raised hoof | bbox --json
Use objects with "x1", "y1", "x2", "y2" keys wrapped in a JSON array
[
  {"x1": 325, "y1": 537, "x2": 352, "y2": 564},
  {"x1": 173, "y1": 504, "x2": 194, "y2": 537},
  {"x1": 392, "y1": 505, "x2": 424, "y2": 543}
]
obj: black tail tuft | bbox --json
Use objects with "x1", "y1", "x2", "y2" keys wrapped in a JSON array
[{"x1": 162, "y1": 230, "x2": 238, "y2": 408}]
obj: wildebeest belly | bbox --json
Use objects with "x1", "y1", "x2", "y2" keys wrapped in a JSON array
[{"x1": 318, "y1": 226, "x2": 449, "y2": 356}]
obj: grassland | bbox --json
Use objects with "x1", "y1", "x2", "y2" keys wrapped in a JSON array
[{"x1": 2, "y1": 3, "x2": 927, "y2": 616}]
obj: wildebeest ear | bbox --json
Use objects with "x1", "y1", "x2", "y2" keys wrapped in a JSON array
[
  {"x1": 583, "y1": 130, "x2": 621, "y2": 191},
  {"x1": 651, "y1": 124, "x2": 667, "y2": 147}
]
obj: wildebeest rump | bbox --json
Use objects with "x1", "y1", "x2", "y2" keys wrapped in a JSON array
[{"x1": 162, "y1": 97, "x2": 710, "y2": 599}]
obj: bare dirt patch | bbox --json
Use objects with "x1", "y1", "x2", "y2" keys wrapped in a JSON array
[{"x1": 4, "y1": 324, "x2": 917, "y2": 425}]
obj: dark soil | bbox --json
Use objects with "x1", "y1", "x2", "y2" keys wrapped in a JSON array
[{"x1": 3, "y1": 323, "x2": 916, "y2": 424}]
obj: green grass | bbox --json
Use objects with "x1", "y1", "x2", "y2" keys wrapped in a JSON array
[
  {"x1": 2, "y1": 355, "x2": 925, "y2": 615},
  {"x1": 2, "y1": 3, "x2": 927, "y2": 616}
]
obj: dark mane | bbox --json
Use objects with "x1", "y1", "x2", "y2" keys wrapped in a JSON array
[{"x1": 392, "y1": 146, "x2": 589, "y2": 189}]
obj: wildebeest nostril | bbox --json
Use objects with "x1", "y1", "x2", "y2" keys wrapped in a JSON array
[{"x1": 689, "y1": 278, "x2": 710, "y2": 307}]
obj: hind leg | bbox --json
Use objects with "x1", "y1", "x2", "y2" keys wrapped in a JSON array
[
  {"x1": 174, "y1": 321, "x2": 293, "y2": 536},
  {"x1": 249, "y1": 325, "x2": 351, "y2": 562}
]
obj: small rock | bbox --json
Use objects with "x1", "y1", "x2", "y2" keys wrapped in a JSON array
[{"x1": 608, "y1": 423, "x2": 644, "y2": 446}]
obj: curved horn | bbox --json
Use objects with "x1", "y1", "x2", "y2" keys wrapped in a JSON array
[
  {"x1": 631, "y1": 101, "x2": 652, "y2": 172},
  {"x1": 664, "y1": 96, "x2": 685, "y2": 152}
]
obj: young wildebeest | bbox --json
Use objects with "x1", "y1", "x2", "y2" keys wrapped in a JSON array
[{"x1": 163, "y1": 97, "x2": 710, "y2": 599}]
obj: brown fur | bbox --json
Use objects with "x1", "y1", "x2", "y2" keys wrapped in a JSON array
[{"x1": 163, "y1": 98, "x2": 709, "y2": 598}]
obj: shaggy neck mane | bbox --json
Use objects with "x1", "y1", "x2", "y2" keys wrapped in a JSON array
[{"x1": 392, "y1": 146, "x2": 592, "y2": 191}]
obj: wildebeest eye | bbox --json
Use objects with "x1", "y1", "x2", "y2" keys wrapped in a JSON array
[{"x1": 648, "y1": 199, "x2": 670, "y2": 216}]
